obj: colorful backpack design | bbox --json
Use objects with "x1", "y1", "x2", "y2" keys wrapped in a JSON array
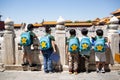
[
  {"x1": 20, "y1": 31, "x2": 31, "y2": 46},
  {"x1": 94, "y1": 37, "x2": 105, "y2": 52},
  {"x1": 39, "y1": 35, "x2": 51, "y2": 50},
  {"x1": 68, "y1": 37, "x2": 79, "y2": 52},
  {"x1": 80, "y1": 37, "x2": 91, "y2": 51}
]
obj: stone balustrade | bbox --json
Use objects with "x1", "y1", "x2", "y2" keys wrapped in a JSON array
[{"x1": 0, "y1": 17, "x2": 120, "y2": 71}]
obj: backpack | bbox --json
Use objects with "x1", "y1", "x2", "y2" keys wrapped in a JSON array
[
  {"x1": 80, "y1": 37, "x2": 91, "y2": 51},
  {"x1": 39, "y1": 35, "x2": 51, "y2": 50},
  {"x1": 94, "y1": 37, "x2": 105, "y2": 52},
  {"x1": 20, "y1": 31, "x2": 32, "y2": 46},
  {"x1": 68, "y1": 37, "x2": 79, "y2": 52}
]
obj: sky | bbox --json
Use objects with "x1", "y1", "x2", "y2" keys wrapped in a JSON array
[{"x1": 0, "y1": 0, "x2": 120, "y2": 24}]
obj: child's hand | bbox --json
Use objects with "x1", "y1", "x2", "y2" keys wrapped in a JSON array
[{"x1": 53, "y1": 49, "x2": 56, "y2": 53}]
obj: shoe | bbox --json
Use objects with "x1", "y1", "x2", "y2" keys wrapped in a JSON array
[
  {"x1": 21, "y1": 62, "x2": 29, "y2": 66},
  {"x1": 74, "y1": 72, "x2": 78, "y2": 75},
  {"x1": 29, "y1": 63, "x2": 37, "y2": 67},
  {"x1": 45, "y1": 70, "x2": 49, "y2": 73},
  {"x1": 96, "y1": 68, "x2": 100, "y2": 73},
  {"x1": 101, "y1": 69, "x2": 105, "y2": 73},
  {"x1": 96, "y1": 70, "x2": 100, "y2": 73},
  {"x1": 69, "y1": 72, "x2": 73, "y2": 74}
]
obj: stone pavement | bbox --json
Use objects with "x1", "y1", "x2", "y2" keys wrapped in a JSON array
[{"x1": 0, "y1": 70, "x2": 120, "y2": 80}]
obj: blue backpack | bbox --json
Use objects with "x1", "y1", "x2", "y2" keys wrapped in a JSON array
[
  {"x1": 68, "y1": 37, "x2": 79, "y2": 52},
  {"x1": 94, "y1": 37, "x2": 105, "y2": 52},
  {"x1": 80, "y1": 37, "x2": 91, "y2": 51},
  {"x1": 20, "y1": 31, "x2": 32, "y2": 46},
  {"x1": 39, "y1": 35, "x2": 51, "y2": 50}
]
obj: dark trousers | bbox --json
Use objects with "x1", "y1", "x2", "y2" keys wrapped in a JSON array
[{"x1": 42, "y1": 49, "x2": 53, "y2": 72}]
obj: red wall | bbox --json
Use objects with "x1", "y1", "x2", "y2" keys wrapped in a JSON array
[{"x1": 0, "y1": 21, "x2": 5, "y2": 30}]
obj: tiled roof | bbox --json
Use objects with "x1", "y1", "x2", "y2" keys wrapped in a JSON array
[
  {"x1": 99, "y1": 17, "x2": 110, "y2": 24},
  {"x1": 33, "y1": 23, "x2": 42, "y2": 28},
  {"x1": 14, "y1": 24, "x2": 21, "y2": 28},
  {"x1": 116, "y1": 16, "x2": 120, "y2": 19},
  {"x1": 14, "y1": 23, "x2": 43, "y2": 28},
  {"x1": 111, "y1": 9, "x2": 120, "y2": 15},
  {"x1": 65, "y1": 22, "x2": 92, "y2": 27},
  {"x1": 43, "y1": 21, "x2": 56, "y2": 25}
]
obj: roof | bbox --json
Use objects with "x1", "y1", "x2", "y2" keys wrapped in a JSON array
[
  {"x1": 14, "y1": 24, "x2": 21, "y2": 28},
  {"x1": 65, "y1": 22, "x2": 92, "y2": 27},
  {"x1": 65, "y1": 20, "x2": 72, "y2": 23},
  {"x1": 43, "y1": 21, "x2": 56, "y2": 25},
  {"x1": 99, "y1": 17, "x2": 110, "y2": 24},
  {"x1": 93, "y1": 18, "x2": 100, "y2": 22},
  {"x1": 116, "y1": 16, "x2": 120, "y2": 19},
  {"x1": 111, "y1": 9, "x2": 120, "y2": 15},
  {"x1": 14, "y1": 23, "x2": 43, "y2": 28},
  {"x1": 33, "y1": 23, "x2": 42, "y2": 28}
]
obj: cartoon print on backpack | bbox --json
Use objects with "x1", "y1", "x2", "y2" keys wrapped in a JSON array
[
  {"x1": 20, "y1": 31, "x2": 32, "y2": 46},
  {"x1": 94, "y1": 36, "x2": 105, "y2": 52},
  {"x1": 80, "y1": 37, "x2": 91, "y2": 51},
  {"x1": 68, "y1": 37, "x2": 79, "y2": 52},
  {"x1": 39, "y1": 35, "x2": 51, "y2": 50}
]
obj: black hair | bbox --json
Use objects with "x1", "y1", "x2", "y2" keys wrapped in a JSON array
[
  {"x1": 69, "y1": 29, "x2": 76, "y2": 36},
  {"x1": 96, "y1": 29, "x2": 103, "y2": 36},
  {"x1": 81, "y1": 28, "x2": 88, "y2": 36},
  {"x1": 27, "y1": 24, "x2": 34, "y2": 31},
  {"x1": 45, "y1": 26, "x2": 51, "y2": 33}
]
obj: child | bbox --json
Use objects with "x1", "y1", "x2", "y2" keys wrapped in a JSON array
[
  {"x1": 66, "y1": 29, "x2": 79, "y2": 75},
  {"x1": 94, "y1": 29, "x2": 107, "y2": 73},
  {"x1": 79, "y1": 28, "x2": 92, "y2": 73},
  {"x1": 40, "y1": 26, "x2": 56, "y2": 73},
  {"x1": 20, "y1": 24, "x2": 37, "y2": 67}
]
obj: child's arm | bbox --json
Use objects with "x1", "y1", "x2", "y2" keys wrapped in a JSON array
[
  {"x1": 51, "y1": 40, "x2": 56, "y2": 53},
  {"x1": 66, "y1": 45, "x2": 68, "y2": 55}
]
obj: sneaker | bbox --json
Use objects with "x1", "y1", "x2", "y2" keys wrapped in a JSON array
[
  {"x1": 21, "y1": 62, "x2": 29, "y2": 66},
  {"x1": 101, "y1": 69, "x2": 105, "y2": 73},
  {"x1": 44, "y1": 70, "x2": 49, "y2": 73},
  {"x1": 96, "y1": 68, "x2": 100, "y2": 73},
  {"x1": 74, "y1": 72, "x2": 78, "y2": 75}
]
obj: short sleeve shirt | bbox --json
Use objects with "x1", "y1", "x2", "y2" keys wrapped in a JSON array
[
  {"x1": 45, "y1": 33, "x2": 55, "y2": 41},
  {"x1": 66, "y1": 35, "x2": 80, "y2": 45}
]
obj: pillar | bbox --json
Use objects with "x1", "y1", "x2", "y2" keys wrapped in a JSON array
[
  {"x1": 107, "y1": 16, "x2": 119, "y2": 63},
  {"x1": 3, "y1": 18, "x2": 15, "y2": 65},
  {"x1": 55, "y1": 16, "x2": 66, "y2": 66}
]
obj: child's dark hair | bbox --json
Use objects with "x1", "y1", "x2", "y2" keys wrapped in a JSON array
[
  {"x1": 81, "y1": 28, "x2": 88, "y2": 36},
  {"x1": 27, "y1": 24, "x2": 34, "y2": 31},
  {"x1": 96, "y1": 29, "x2": 103, "y2": 36},
  {"x1": 45, "y1": 26, "x2": 51, "y2": 33},
  {"x1": 69, "y1": 29, "x2": 76, "y2": 36}
]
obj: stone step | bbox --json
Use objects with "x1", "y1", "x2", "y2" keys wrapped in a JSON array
[{"x1": 4, "y1": 64, "x2": 120, "y2": 71}]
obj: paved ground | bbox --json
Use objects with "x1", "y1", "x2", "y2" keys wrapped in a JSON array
[{"x1": 0, "y1": 70, "x2": 120, "y2": 80}]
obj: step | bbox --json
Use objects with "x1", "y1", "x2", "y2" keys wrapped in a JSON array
[{"x1": 4, "y1": 64, "x2": 120, "y2": 71}]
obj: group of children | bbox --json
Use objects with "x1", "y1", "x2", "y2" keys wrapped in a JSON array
[
  {"x1": 66, "y1": 28, "x2": 108, "y2": 75},
  {"x1": 20, "y1": 24, "x2": 56, "y2": 73},
  {"x1": 20, "y1": 23, "x2": 109, "y2": 74}
]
